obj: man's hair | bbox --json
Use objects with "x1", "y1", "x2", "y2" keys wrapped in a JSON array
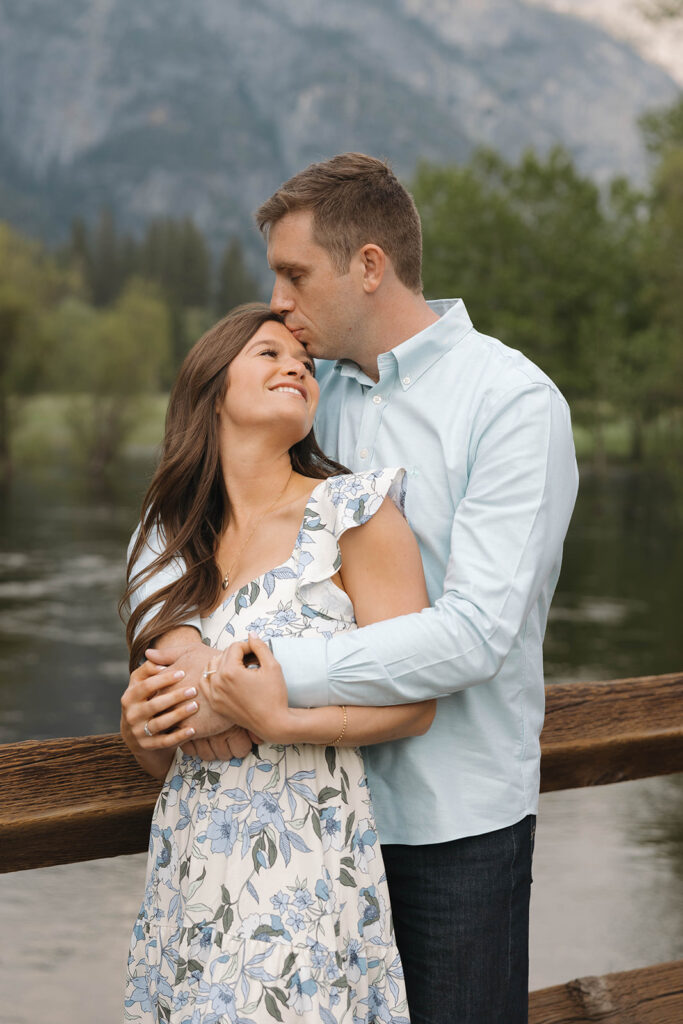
[{"x1": 256, "y1": 153, "x2": 423, "y2": 292}]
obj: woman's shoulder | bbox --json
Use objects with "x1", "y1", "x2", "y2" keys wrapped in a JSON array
[{"x1": 311, "y1": 467, "x2": 406, "y2": 537}]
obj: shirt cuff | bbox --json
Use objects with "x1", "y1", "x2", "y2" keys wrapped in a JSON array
[{"x1": 271, "y1": 637, "x2": 330, "y2": 708}]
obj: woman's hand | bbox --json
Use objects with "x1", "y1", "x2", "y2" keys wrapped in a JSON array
[
  {"x1": 207, "y1": 635, "x2": 294, "y2": 745},
  {"x1": 121, "y1": 659, "x2": 199, "y2": 759}
]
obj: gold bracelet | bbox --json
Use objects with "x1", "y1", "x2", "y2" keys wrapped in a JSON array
[{"x1": 332, "y1": 705, "x2": 348, "y2": 746}]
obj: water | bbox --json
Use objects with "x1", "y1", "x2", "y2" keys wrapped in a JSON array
[
  {"x1": 0, "y1": 458, "x2": 681, "y2": 1021},
  {"x1": 0, "y1": 460, "x2": 681, "y2": 742}
]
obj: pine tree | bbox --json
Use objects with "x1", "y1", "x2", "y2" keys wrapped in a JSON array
[{"x1": 215, "y1": 238, "x2": 260, "y2": 315}]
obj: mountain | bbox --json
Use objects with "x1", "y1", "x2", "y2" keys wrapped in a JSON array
[
  {"x1": 528, "y1": 0, "x2": 683, "y2": 86},
  {"x1": 0, "y1": 0, "x2": 678, "y2": 257}
]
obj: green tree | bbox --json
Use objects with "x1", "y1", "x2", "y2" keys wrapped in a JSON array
[
  {"x1": 0, "y1": 223, "x2": 73, "y2": 479},
  {"x1": 215, "y1": 238, "x2": 260, "y2": 315},
  {"x1": 139, "y1": 216, "x2": 211, "y2": 307},
  {"x1": 87, "y1": 207, "x2": 125, "y2": 306},
  {"x1": 630, "y1": 105, "x2": 683, "y2": 457},
  {"x1": 414, "y1": 146, "x2": 658, "y2": 464},
  {"x1": 53, "y1": 280, "x2": 171, "y2": 476},
  {"x1": 640, "y1": 94, "x2": 683, "y2": 158},
  {"x1": 414, "y1": 147, "x2": 622, "y2": 401},
  {"x1": 139, "y1": 216, "x2": 212, "y2": 372}
]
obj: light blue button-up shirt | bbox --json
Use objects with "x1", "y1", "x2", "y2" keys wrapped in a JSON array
[
  {"x1": 270, "y1": 299, "x2": 578, "y2": 844},
  {"x1": 130, "y1": 299, "x2": 578, "y2": 845}
]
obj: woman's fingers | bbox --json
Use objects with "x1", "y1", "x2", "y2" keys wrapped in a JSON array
[
  {"x1": 218, "y1": 642, "x2": 249, "y2": 673},
  {"x1": 140, "y1": 698, "x2": 199, "y2": 739},
  {"x1": 144, "y1": 682, "x2": 197, "y2": 720},
  {"x1": 137, "y1": 722, "x2": 196, "y2": 749},
  {"x1": 246, "y1": 633, "x2": 276, "y2": 667},
  {"x1": 122, "y1": 668, "x2": 187, "y2": 711}
]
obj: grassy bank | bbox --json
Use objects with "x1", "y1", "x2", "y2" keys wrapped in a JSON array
[{"x1": 9, "y1": 394, "x2": 170, "y2": 466}]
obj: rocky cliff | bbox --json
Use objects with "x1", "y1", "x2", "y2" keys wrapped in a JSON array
[{"x1": 0, "y1": 0, "x2": 677, "y2": 250}]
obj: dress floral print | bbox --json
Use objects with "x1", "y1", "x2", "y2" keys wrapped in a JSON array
[{"x1": 124, "y1": 469, "x2": 411, "y2": 1024}]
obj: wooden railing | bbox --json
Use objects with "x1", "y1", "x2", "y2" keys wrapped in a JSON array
[{"x1": 1, "y1": 672, "x2": 682, "y2": 1022}]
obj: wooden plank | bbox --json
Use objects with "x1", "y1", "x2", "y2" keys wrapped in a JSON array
[
  {"x1": 529, "y1": 959, "x2": 683, "y2": 1023},
  {"x1": 541, "y1": 672, "x2": 683, "y2": 791},
  {"x1": 0, "y1": 735, "x2": 159, "y2": 872},
  {"x1": 0, "y1": 674, "x2": 682, "y2": 872}
]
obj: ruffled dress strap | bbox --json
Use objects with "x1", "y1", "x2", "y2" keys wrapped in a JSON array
[{"x1": 293, "y1": 467, "x2": 406, "y2": 627}]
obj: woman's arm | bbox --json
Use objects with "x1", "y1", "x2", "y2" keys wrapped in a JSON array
[{"x1": 209, "y1": 497, "x2": 437, "y2": 744}]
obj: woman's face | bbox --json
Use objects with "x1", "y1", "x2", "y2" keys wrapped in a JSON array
[{"x1": 218, "y1": 320, "x2": 320, "y2": 443}]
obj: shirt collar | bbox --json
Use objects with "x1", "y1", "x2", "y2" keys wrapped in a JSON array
[{"x1": 333, "y1": 298, "x2": 473, "y2": 389}]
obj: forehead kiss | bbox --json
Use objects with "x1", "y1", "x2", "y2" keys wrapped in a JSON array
[{"x1": 242, "y1": 321, "x2": 315, "y2": 372}]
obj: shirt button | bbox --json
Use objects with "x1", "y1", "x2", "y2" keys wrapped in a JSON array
[
  {"x1": 372, "y1": 395, "x2": 382, "y2": 405},
  {"x1": 402, "y1": 375, "x2": 411, "y2": 386},
  {"x1": 359, "y1": 448, "x2": 368, "y2": 459}
]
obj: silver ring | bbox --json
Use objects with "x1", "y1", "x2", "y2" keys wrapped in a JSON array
[
  {"x1": 144, "y1": 721, "x2": 153, "y2": 737},
  {"x1": 202, "y1": 668, "x2": 216, "y2": 679}
]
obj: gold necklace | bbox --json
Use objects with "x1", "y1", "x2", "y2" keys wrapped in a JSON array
[{"x1": 220, "y1": 470, "x2": 293, "y2": 591}]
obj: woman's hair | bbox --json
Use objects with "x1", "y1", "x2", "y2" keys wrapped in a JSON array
[{"x1": 121, "y1": 302, "x2": 347, "y2": 669}]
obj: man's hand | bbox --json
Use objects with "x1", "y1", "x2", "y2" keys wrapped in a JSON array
[
  {"x1": 145, "y1": 642, "x2": 253, "y2": 758},
  {"x1": 182, "y1": 726, "x2": 254, "y2": 761}
]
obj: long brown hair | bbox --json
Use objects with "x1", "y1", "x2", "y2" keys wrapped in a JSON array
[{"x1": 121, "y1": 302, "x2": 347, "y2": 669}]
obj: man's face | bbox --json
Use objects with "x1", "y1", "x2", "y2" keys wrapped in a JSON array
[{"x1": 267, "y1": 210, "x2": 365, "y2": 362}]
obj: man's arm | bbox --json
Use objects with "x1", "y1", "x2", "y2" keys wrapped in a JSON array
[{"x1": 272, "y1": 383, "x2": 578, "y2": 707}]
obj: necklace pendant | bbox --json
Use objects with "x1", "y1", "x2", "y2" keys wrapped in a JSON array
[{"x1": 221, "y1": 574, "x2": 230, "y2": 591}]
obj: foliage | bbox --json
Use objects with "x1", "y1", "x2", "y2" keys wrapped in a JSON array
[
  {"x1": 3, "y1": 95, "x2": 683, "y2": 476},
  {"x1": 640, "y1": 94, "x2": 683, "y2": 156},
  {"x1": 50, "y1": 281, "x2": 171, "y2": 475},
  {"x1": 0, "y1": 223, "x2": 76, "y2": 477},
  {"x1": 414, "y1": 105, "x2": 683, "y2": 463},
  {"x1": 66, "y1": 213, "x2": 257, "y2": 376},
  {"x1": 215, "y1": 238, "x2": 261, "y2": 315}
]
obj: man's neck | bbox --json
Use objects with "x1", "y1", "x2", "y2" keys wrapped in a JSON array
[{"x1": 356, "y1": 292, "x2": 440, "y2": 381}]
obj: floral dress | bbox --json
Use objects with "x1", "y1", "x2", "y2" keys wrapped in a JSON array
[{"x1": 124, "y1": 469, "x2": 411, "y2": 1024}]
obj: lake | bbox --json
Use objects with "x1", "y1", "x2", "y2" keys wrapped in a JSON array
[{"x1": 0, "y1": 457, "x2": 681, "y2": 1022}]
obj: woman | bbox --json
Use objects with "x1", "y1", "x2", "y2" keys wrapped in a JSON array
[{"x1": 121, "y1": 303, "x2": 433, "y2": 1023}]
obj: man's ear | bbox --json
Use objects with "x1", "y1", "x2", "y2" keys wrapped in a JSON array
[{"x1": 359, "y1": 244, "x2": 386, "y2": 294}]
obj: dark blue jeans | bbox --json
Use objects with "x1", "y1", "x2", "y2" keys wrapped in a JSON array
[{"x1": 382, "y1": 815, "x2": 535, "y2": 1024}]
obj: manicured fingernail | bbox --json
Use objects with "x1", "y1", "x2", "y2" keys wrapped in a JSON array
[
  {"x1": 186, "y1": 727, "x2": 195, "y2": 736},
  {"x1": 184, "y1": 687, "x2": 197, "y2": 698},
  {"x1": 174, "y1": 670, "x2": 185, "y2": 679},
  {"x1": 187, "y1": 701, "x2": 198, "y2": 712}
]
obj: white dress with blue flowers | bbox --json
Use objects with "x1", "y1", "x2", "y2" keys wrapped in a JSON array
[{"x1": 124, "y1": 469, "x2": 411, "y2": 1024}]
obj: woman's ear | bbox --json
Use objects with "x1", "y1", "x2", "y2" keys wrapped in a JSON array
[{"x1": 359, "y1": 244, "x2": 386, "y2": 294}]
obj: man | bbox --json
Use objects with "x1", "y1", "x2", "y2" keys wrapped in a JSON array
[{"x1": 129, "y1": 153, "x2": 578, "y2": 1023}]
